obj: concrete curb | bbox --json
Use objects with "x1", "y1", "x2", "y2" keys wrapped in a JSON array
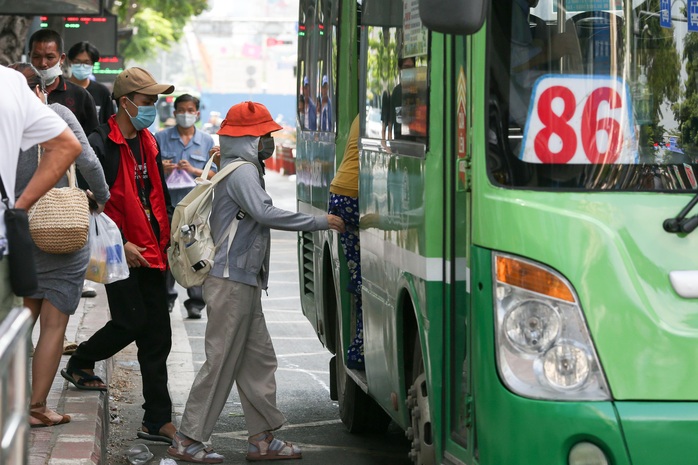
[{"x1": 29, "y1": 283, "x2": 111, "y2": 465}]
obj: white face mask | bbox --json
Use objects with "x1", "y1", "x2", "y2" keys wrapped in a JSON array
[
  {"x1": 37, "y1": 61, "x2": 63, "y2": 86},
  {"x1": 175, "y1": 113, "x2": 198, "y2": 129}
]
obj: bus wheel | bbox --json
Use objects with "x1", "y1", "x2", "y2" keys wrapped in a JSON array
[
  {"x1": 406, "y1": 343, "x2": 435, "y2": 465},
  {"x1": 335, "y1": 305, "x2": 391, "y2": 433}
]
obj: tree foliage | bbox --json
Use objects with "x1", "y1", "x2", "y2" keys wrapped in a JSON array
[
  {"x1": 111, "y1": 0, "x2": 209, "y2": 62},
  {"x1": 675, "y1": 25, "x2": 698, "y2": 148},
  {"x1": 636, "y1": 0, "x2": 680, "y2": 147}
]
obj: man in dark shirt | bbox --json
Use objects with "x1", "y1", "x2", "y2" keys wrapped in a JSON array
[
  {"x1": 28, "y1": 29, "x2": 99, "y2": 136},
  {"x1": 67, "y1": 41, "x2": 115, "y2": 125},
  {"x1": 383, "y1": 56, "x2": 415, "y2": 142}
]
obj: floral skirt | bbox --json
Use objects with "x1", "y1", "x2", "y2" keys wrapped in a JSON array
[{"x1": 329, "y1": 193, "x2": 363, "y2": 368}]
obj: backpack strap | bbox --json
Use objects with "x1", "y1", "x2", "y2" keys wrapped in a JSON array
[
  {"x1": 197, "y1": 156, "x2": 249, "y2": 187},
  {"x1": 222, "y1": 210, "x2": 245, "y2": 278}
]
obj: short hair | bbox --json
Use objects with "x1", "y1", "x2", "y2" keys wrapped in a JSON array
[
  {"x1": 7, "y1": 62, "x2": 45, "y2": 93},
  {"x1": 398, "y1": 57, "x2": 415, "y2": 69},
  {"x1": 67, "y1": 41, "x2": 100, "y2": 63},
  {"x1": 28, "y1": 29, "x2": 64, "y2": 54},
  {"x1": 174, "y1": 94, "x2": 200, "y2": 111}
]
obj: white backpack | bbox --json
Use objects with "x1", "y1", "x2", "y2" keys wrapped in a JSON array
[{"x1": 167, "y1": 156, "x2": 250, "y2": 288}]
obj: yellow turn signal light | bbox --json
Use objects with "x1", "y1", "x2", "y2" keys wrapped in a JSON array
[{"x1": 496, "y1": 255, "x2": 575, "y2": 303}]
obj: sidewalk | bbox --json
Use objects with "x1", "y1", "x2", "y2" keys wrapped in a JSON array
[{"x1": 29, "y1": 284, "x2": 111, "y2": 465}]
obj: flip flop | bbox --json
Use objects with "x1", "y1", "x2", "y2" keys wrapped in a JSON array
[
  {"x1": 30, "y1": 408, "x2": 71, "y2": 428},
  {"x1": 137, "y1": 431, "x2": 173, "y2": 444},
  {"x1": 60, "y1": 367, "x2": 108, "y2": 391}
]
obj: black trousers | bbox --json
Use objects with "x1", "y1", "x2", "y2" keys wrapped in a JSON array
[{"x1": 70, "y1": 267, "x2": 172, "y2": 424}]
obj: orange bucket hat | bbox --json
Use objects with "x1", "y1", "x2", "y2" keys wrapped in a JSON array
[{"x1": 217, "y1": 101, "x2": 283, "y2": 137}]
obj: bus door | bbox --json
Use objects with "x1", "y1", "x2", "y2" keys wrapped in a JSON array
[{"x1": 441, "y1": 33, "x2": 475, "y2": 464}]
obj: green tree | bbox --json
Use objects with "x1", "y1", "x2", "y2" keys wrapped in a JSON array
[
  {"x1": 637, "y1": 0, "x2": 680, "y2": 147},
  {"x1": 112, "y1": 0, "x2": 209, "y2": 62},
  {"x1": 675, "y1": 27, "x2": 698, "y2": 148}
]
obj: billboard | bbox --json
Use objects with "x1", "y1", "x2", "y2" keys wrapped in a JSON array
[
  {"x1": 92, "y1": 55, "x2": 123, "y2": 84},
  {"x1": 41, "y1": 14, "x2": 117, "y2": 56},
  {"x1": 0, "y1": 0, "x2": 100, "y2": 15}
]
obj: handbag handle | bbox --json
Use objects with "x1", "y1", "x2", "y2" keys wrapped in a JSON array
[{"x1": 37, "y1": 145, "x2": 78, "y2": 188}]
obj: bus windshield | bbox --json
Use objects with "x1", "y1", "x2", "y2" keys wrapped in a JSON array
[{"x1": 489, "y1": 0, "x2": 698, "y2": 191}]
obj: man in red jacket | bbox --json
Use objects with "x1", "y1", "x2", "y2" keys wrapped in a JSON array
[{"x1": 62, "y1": 67, "x2": 178, "y2": 444}]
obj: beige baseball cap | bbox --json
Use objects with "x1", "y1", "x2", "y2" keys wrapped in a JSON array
[{"x1": 112, "y1": 67, "x2": 174, "y2": 99}]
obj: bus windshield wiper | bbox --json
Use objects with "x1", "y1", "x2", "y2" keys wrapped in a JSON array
[{"x1": 663, "y1": 192, "x2": 698, "y2": 234}]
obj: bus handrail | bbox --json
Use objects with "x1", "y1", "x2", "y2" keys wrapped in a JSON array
[{"x1": 0, "y1": 307, "x2": 34, "y2": 464}]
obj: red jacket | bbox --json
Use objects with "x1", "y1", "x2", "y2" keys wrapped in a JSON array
[{"x1": 102, "y1": 117, "x2": 170, "y2": 270}]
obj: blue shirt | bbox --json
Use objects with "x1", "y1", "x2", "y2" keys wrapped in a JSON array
[{"x1": 154, "y1": 127, "x2": 216, "y2": 205}]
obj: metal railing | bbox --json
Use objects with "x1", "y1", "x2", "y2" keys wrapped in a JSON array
[{"x1": 0, "y1": 307, "x2": 32, "y2": 465}]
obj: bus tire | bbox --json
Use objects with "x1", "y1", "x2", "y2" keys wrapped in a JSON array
[
  {"x1": 406, "y1": 338, "x2": 435, "y2": 465},
  {"x1": 335, "y1": 305, "x2": 391, "y2": 433}
]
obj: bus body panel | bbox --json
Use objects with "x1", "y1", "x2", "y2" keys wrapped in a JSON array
[
  {"x1": 472, "y1": 181, "x2": 698, "y2": 400},
  {"x1": 296, "y1": 131, "x2": 338, "y2": 346},
  {"x1": 360, "y1": 143, "x2": 433, "y2": 427},
  {"x1": 617, "y1": 403, "x2": 698, "y2": 465}
]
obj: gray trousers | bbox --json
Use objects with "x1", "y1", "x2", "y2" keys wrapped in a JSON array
[{"x1": 179, "y1": 276, "x2": 287, "y2": 442}]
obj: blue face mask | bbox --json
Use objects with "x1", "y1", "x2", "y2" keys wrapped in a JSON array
[
  {"x1": 125, "y1": 98, "x2": 157, "y2": 131},
  {"x1": 71, "y1": 63, "x2": 93, "y2": 80}
]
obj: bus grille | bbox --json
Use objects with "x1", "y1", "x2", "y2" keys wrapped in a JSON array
[{"x1": 301, "y1": 232, "x2": 315, "y2": 297}]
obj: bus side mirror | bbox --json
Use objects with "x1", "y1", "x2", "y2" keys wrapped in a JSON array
[{"x1": 419, "y1": 0, "x2": 487, "y2": 35}]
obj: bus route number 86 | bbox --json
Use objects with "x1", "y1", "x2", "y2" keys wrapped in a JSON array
[{"x1": 521, "y1": 76, "x2": 635, "y2": 165}]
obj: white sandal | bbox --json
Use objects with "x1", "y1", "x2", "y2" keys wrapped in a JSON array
[
  {"x1": 167, "y1": 432, "x2": 224, "y2": 464},
  {"x1": 246, "y1": 432, "x2": 302, "y2": 461}
]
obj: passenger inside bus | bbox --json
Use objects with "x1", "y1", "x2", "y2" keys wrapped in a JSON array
[
  {"x1": 509, "y1": 0, "x2": 582, "y2": 127},
  {"x1": 381, "y1": 56, "x2": 415, "y2": 148},
  {"x1": 302, "y1": 76, "x2": 317, "y2": 130}
]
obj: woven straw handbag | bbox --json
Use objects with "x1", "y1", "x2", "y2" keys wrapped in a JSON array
[{"x1": 28, "y1": 146, "x2": 90, "y2": 254}]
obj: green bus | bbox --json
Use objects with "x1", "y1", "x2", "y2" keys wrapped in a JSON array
[{"x1": 296, "y1": 0, "x2": 698, "y2": 464}]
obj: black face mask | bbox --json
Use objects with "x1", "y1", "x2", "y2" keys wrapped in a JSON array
[{"x1": 258, "y1": 136, "x2": 275, "y2": 161}]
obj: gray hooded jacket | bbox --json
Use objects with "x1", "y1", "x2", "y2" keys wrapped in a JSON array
[{"x1": 209, "y1": 135, "x2": 329, "y2": 288}]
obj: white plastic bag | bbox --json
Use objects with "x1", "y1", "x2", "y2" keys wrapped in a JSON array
[{"x1": 85, "y1": 213, "x2": 129, "y2": 284}]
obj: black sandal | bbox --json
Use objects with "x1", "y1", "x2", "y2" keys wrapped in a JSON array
[
  {"x1": 60, "y1": 367, "x2": 107, "y2": 391},
  {"x1": 137, "y1": 420, "x2": 174, "y2": 444}
]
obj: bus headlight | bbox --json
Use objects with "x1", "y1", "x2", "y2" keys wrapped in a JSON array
[
  {"x1": 503, "y1": 300, "x2": 560, "y2": 354},
  {"x1": 540, "y1": 340, "x2": 590, "y2": 390},
  {"x1": 494, "y1": 254, "x2": 610, "y2": 400}
]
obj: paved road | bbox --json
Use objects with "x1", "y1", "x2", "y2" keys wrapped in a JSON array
[{"x1": 109, "y1": 172, "x2": 412, "y2": 464}]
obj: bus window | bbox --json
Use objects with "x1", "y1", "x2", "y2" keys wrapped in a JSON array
[
  {"x1": 298, "y1": 0, "x2": 318, "y2": 131},
  {"x1": 362, "y1": 0, "x2": 428, "y2": 148},
  {"x1": 488, "y1": 0, "x2": 697, "y2": 192},
  {"x1": 317, "y1": 0, "x2": 337, "y2": 132}
]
